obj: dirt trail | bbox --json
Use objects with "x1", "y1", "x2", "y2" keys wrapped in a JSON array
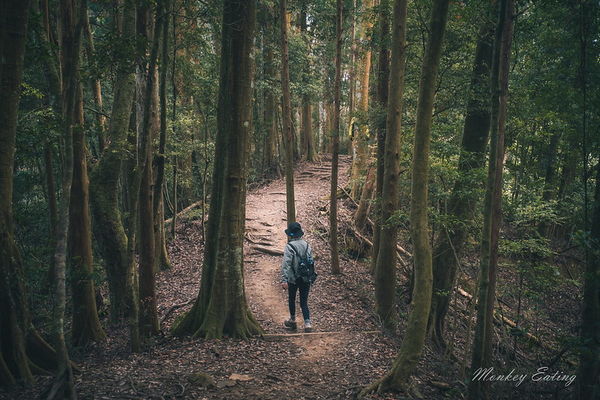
[{"x1": 244, "y1": 156, "x2": 351, "y2": 364}]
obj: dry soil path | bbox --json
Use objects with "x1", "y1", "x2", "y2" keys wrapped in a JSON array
[{"x1": 244, "y1": 156, "x2": 352, "y2": 365}]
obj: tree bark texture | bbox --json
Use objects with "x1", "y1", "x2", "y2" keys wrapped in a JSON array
[
  {"x1": 350, "y1": 0, "x2": 374, "y2": 199},
  {"x1": 370, "y1": 0, "x2": 390, "y2": 273},
  {"x1": 49, "y1": 0, "x2": 90, "y2": 396},
  {"x1": 428, "y1": 20, "x2": 494, "y2": 349},
  {"x1": 300, "y1": 3, "x2": 314, "y2": 161},
  {"x1": 577, "y1": 162, "x2": 600, "y2": 399},
  {"x1": 371, "y1": 0, "x2": 450, "y2": 393},
  {"x1": 138, "y1": 6, "x2": 163, "y2": 340},
  {"x1": 262, "y1": 11, "x2": 278, "y2": 172},
  {"x1": 329, "y1": 0, "x2": 343, "y2": 275},
  {"x1": 171, "y1": 0, "x2": 261, "y2": 339},
  {"x1": 68, "y1": 79, "x2": 106, "y2": 346},
  {"x1": 89, "y1": 0, "x2": 136, "y2": 322},
  {"x1": 468, "y1": 1, "x2": 513, "y2": 398},
  {"x1": 153, "y1": 0, "x2": 171, "y2": 272},
  {"x1": 83, "y1": 9, "x2": 106, "y2": 152},
  {"x1": 373, "y1": 0, "x2": 407, "y2": 331},
  {"x1": 280, "y1": 0, "x2": 296, "y2": 223}
]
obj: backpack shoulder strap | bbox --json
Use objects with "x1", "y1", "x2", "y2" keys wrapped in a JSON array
[
  {"x1": 287, "y1": 241, "x2": 298, "y2": 255},
  {"x1": 288, "y1": 241, "x2": 307, "y2": 258}
]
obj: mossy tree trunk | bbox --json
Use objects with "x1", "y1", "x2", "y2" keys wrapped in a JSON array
[
  {"x1": 468, "y1": 1, "x2": 513, "y2": 398},
  {"x1": 89, "y1": 0, "x2": 137, "y2": 323},
  {"x1": 83, "y1": 10, "x2": 106, "y2": 152},
  {"x1": 280, "y1": 0, "x2": 296, "y2": 223},
  {"x1": 171, "y1": 0, "x2": 261, "y2": 339},
  {"x1": 300, "y1": 1, "x2": 315, "y2": 162},
  {"x1": 373, "y1": 0, "x2": 407, "y2": 331},
  {"x1": 354, "y1": 165, "x2": 376, "y2": 233},
  {"x1": 370, "y1": 0, "x2": 390, "y2": 273},
  {"x1": 329, "y1": 0, "x2": 343, "y2": 275},
  {"x1": 428, "y1": 20, "x2": 494, "y2": 349},
  {"x1": 367, "y1": 0, "x2": 450, "y2": 395},
  {"x1": 68, "y1": 78, "x2": 106, "y2": 346},
  {"x1": 48, "y1": 0, "x2": 91, "y2": 396},
  {"x1": 67, "y1": 0, "x2": 105, "y2": 343},
  {"x1": 350, "y1": 0, "x2": 374, "y2": 199},
  {"x1": 138, "y1": 4, "x2": 163, "y2": 340},
  {"x1": 153, "y1": 0, "x2": 171, "y2": 272},
  {"x1": 262, "y1": 5, "x2": 278, "y2": 173}
]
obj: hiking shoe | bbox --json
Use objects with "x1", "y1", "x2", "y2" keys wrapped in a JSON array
[
  {"x1": 284, "y1": 319, "x2": 297, "y2": 330},
  {"x1": 304, "y1": 320, "x2": 313, "y2": 333}
]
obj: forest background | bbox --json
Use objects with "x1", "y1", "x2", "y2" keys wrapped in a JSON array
[{"x1": 0, "y1": 0, "x2": 599, "y2": 398}]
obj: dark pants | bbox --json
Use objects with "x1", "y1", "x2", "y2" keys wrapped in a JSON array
[{"x1": 288, "y1": 280, "x2": 310, "y2": 321}]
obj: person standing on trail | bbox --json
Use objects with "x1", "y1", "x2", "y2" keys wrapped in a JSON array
[{"x1": 280, "y1": 222, "x2": 316, "y2": 333}]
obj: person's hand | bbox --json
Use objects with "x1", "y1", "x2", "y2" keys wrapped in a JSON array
[{"x1": 281, "y1": 282, "x2": 288, "y2": 290}]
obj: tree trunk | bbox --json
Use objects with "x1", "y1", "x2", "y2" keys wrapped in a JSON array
[
  {"x1": 354, "y1": 165, "x2": 376, "y2": 232},
  {"x1": 428, "y1": 20, "x2": 494, "y2": 349},
  {"x1": 68, "y1": 79, "x2": 106, "y2": 346},
  {"x1": 67, "y1": 0, "x2": 105, "y2": 344},
  {"x1": 576, "y1": 0, "x2": 599, "y2": 396},
  {"x1": 367, "y1": 0, "x2": 450, "y2": 394},
  {"x1": 329, "y1": 0, "x2": 343, "y2": 275},
  {"x1": 89, "y1": 0, "x2": 136, "y2": 323},
  {"x1": 49, "y1": 0, "x2": 91, "y2": 396},
  {"x1": 538, "y1": 132, "x2": 560, "y2": 237},
  {"x1": 44, "y1": 143, "x2": 59, "y2": 236},
  {"x1": 138, "y1": 5, "x2": 163, "y2": 340},
  {"x1": 262, "y1": 5, "x2": 278, "y2": 173},
  {"x1": 83, "y1": 9, "x2": 106, "y2": 152},
  {"x1": 171, "y1": 0, "x2": 261, "y2": 340},
  {"x1": 350, "y1": 0, "x2": 374, "y2": 199},
  {"x1": 468, "y1": 1, "x2": 514, "y2": 398},
  {"x1": 370, "y1": 0, "x2": 390, "y2": 274},
  {"x1": 300, "y1": 3, "x2": 314, "y2": 161},
  {"x1": 373, "y1": 0, "x2": 408, "y2": 331},
  {"x1": 0, "y1": 0, "x2": 34, "y2": 386},
  {"x1": 347, "y1": 0, "x2": 357, "y2": 152},
  {"x1": 279, "y1": 0, "x2": 296, "y2": 223},
  {"x1": 577, "y1": 162, "x2": 600, "y2": 399}
]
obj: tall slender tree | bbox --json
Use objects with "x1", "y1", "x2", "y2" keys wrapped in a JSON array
[
  {"x1": 172, "y1": 0, "x2": 261, "y2": 339},
  {"x1": 280, "y1": 0, "x2": 296, "y2": 223},
  {"x1": 578, "y1": 160, "x2": 600, "y2": 399},
  {"x1": 329, "y1": 0, "x2": 343, "y2": 275},
  {"x1": 138, "y1": 3, "x2": 163, "y2": 340},
  {"x1": 366, "y1": 0, "x2": 451, "y2": 394},
  {"x1": 350, "y1": 0, "x2": 374, "y2": 199},
  {"x1": 49, "y1": 0, "x2": 91, "y2": 395},
  {"x1": 154, "y1": 0, "x2": 172, "y2": 272},
  {"x1": 373, "y1": 0, "x2": 407, "y2": 330},
  {"x1": 428, "y1": 20, "x2": 494, "y2": 349},
  {"x1": 89, "y1": 0, "x2": 137, "y2": 322},
  {"x1": 68, "y1": 0, "x2": 106, "y2": 345},
  {"x1": 300, "y1": 0, "x2": 315, "y2": 161},
  {"x1": 576, "y1": 1, "x2": 599, "y2": 398},
  {"x1": 468, "y1": 1, "x2": 514, "y2": 398},
  {"x1": 370, "y1": 0, "x2": 391, "y2": 272}
]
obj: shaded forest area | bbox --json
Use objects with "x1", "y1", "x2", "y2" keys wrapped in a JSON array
[{"x1": 0, "y1": 0, "x2": 599, "y2": 399}]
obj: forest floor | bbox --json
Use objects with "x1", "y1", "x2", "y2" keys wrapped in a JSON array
[{"x1": 2, "y1": 156, "x2": 581, "y2": 400}]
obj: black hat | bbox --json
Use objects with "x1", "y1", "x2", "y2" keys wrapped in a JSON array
[{"x1": 285, "y1": 222, "x2": 304, "y2": 237}]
